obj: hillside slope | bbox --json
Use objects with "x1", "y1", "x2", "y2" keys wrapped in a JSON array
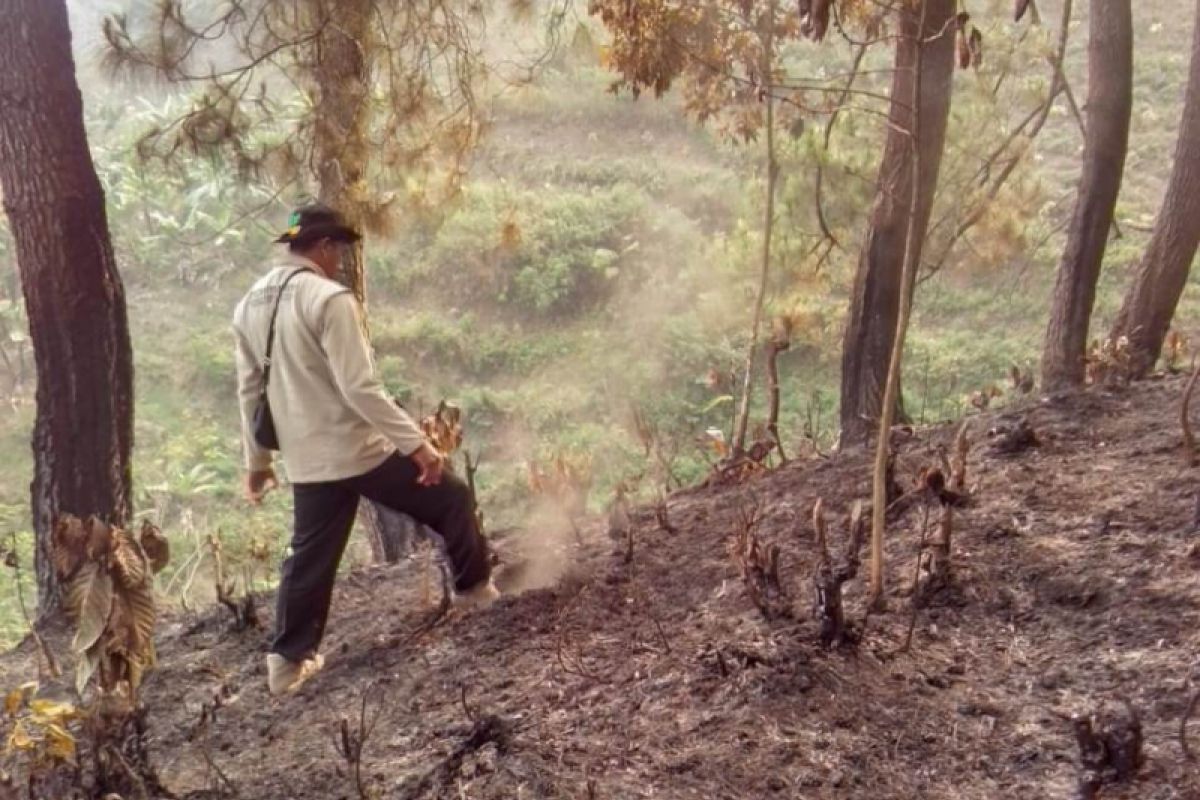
[{"x1": 5, "y1": 376, "x2": 1200, "y2": 799}]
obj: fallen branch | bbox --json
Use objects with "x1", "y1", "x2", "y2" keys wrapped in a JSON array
[
  {"x1": 396, "y1": 715, "x2": 511, "y2": 800},
  {"x1": 187, "y1": 697, "x2": 234, "y2": 799},
  {"x1": 704, "y1": 439, "x2": 777, "y2": 487},
  {"x1": 460, "y1": 683, "x2": 477, "y2": 723},
  {"x1": 1182, "y1": 689, "x2": 1199, "y2": 761}
]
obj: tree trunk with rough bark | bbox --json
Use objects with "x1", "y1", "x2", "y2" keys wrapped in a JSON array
[
  {"x1": 839, "y1": 0, "x2": 957, "y2": 446},
  {"x1": 1042, "y1": 0, "x2": 1133, "y2": 391},
  {"x1": 1109, "y1": 0, "x2": 1200, "y2": 377},
  {"x1": 311, "y1": 0, "x2": 417, "y2": 558},
  {"x1": 313, "y1": 0, "x2": 372, "y2": 303},
  {"x1": 0, "y1": 0, "x2": 135, "y2": 617}
]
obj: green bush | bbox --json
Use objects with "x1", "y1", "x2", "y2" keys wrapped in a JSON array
[{"x1": 381, "y1": 183, "x2": 648, "y2": 318}]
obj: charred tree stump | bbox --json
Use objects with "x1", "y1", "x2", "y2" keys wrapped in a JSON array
[
  {"x1": 926, "y1": 421, "x2": 970, "y2": 592},
  {"x1": 812, "y1": 499, "x2": 866, "y2": 647},
  {"x1": 988, "y1": 418, "x2": 1040, "y2": 456},
  {"x1": 1072, "y1": 701, "x2": 1144, "y2": 800},
  {"x1": 730, "y1": 497, "x2": 787, "y2": 619}
]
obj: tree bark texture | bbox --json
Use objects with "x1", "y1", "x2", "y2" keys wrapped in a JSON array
[
  {"x1": 1042, "y1": 0, "x2": 1133, "y2": 391},
  {"x1": 311, "y1": 0, "x2": 420, "y2": 560},
  {"x1": 0, "y1": 0, "x2": 134, "y2": 616},
  {"x1": 313, "y1": 0, "x2": 373, "y2": 304},
  {"x1": 839, "y1": 0, "x2": 957, "y2": 445},
  {"x1": 362, "y1": 500, "x2": 419, "y2": 563},
  {"x1": 1109, "y1": 0, "x2": 1200, "y2": 377}
]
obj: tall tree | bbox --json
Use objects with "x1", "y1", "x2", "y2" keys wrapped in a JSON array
[
  {"x1": 861, "y1": 0, "x2": 956, "y2": 606},
  {"x1": 312, "y1": 0, "x2": 373, "y2": 303},
  {"x1": 1108, "y1": 0, "x2": 1200, "y2": 377},
  {"x1": 1041, "y1": 0, "x2": 1133, "y2": 391},
  {"x1": 307, "y1": 0, "x2": 416, "y2": 555},
  {"x1": 0, "y1": 0, "x2": 135, "y2": 615},
  {"x1": 838, "y1": 0, "x2": 957, "y2": 446}
]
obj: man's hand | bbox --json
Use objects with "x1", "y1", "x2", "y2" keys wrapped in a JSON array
[
  {"x1": 410, "y1": 443, "x2": 444, "y2": 487},
  {"x1": 245, "y1": 468, "x2": 278, "y2": 504}
]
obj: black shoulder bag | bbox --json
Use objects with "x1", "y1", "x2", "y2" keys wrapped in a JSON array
[{"x1": 252, "y1": 269, "x2": 307, "y2": 451}]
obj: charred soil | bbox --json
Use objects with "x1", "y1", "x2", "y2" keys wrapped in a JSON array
[{"x1": 5, "y1": 377, "x2": 1200, "y2": 799}]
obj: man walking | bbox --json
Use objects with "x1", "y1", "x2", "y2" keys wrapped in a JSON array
[{"x1": 233, "y1": 204, "x2": 497, "y2": 695}]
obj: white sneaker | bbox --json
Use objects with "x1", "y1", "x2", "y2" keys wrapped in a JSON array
[
  {"x1": 454, "y1": 579, "x2": 500, "y2": 611},
  {"x1": 267, "y1": 653, "x2": 324, "y2": 695}
]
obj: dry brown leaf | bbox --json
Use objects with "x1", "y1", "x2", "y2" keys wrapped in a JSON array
[
  {"x1": 42, "y1": 723, "x2": 75, "y2": 763},
  {"x1": 7, "y1": 720, "x2": 33, "y2": 751},
  {"x1": 74, "y1": 648, "x2": 101, "y2": 697},
  {"x1": 28, "y1": 699, "x2": 75, "y2": 725},
  {"x1": 111, "y1": 528, "x2": 147, "y2": 590},
  {"x1": 51, "y1": 516, "x2": 88, "y2": 578},
  {"x1": 139, "y1": 520, "x2": 170, "y2": 574},
  {"x1": 4, "y1": 688, "x2": 22, "y2": 717},
  {"x1": 122, "y1": 584, "x2": 156, "y2": 658},
  {"x1": 85, "y1": 516, "x2": 112, "y2": 561},
  {"x1": 53, "y1": 517, "x2": 161, "y2": 699},
  {"x1": 67, "y1": 564, "x2": 113, "y2": 655},
  {"x1": 421, "y1": 401, "x2": 464, "y2": 456}
]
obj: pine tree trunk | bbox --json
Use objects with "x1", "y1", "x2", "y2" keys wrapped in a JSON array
[
  {"x1": 1109, "y1": 0, "x2": 1200, "y2": 377},
  {"x1": 1042, "y1": 0, "x2": 1133, "y2": 391},
  {"x1": 311, "y1": 0, "x2": 417, "y2": 559},
  {"x1": 0, "y1": 0, "x2": 134, "y2": 617},
  {"x1": 839, "y1": 0, "x2": 957, "y2": 446},
  {"x1": 362, "y1": 500, "x2": 418, "y2": 563},
  {"x1": 314, "y1": 0, "x2": 372, "y2": 304}
]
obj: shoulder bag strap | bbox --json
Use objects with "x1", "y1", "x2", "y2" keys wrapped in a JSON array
[{"x1": 261, "y1": 269, "x2": 309, "y2": 390}]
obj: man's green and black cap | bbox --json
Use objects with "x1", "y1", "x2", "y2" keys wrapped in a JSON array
[{"x1": 275, "y1": 204, "x2": 362, "y2": 246}]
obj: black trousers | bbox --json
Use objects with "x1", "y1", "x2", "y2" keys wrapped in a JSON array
[{"x1": 272, "y1": 452, "x2": 491, "y2": 661}]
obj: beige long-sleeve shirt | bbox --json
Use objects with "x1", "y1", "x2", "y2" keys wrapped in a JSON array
[{"x1": 233, "y1": 255, "x2": 426, "y2": 483}]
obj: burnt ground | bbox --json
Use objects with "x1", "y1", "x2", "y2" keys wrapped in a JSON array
[{"x1": 6, "y1": 376, "x2": 1200, "y2": 799}]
